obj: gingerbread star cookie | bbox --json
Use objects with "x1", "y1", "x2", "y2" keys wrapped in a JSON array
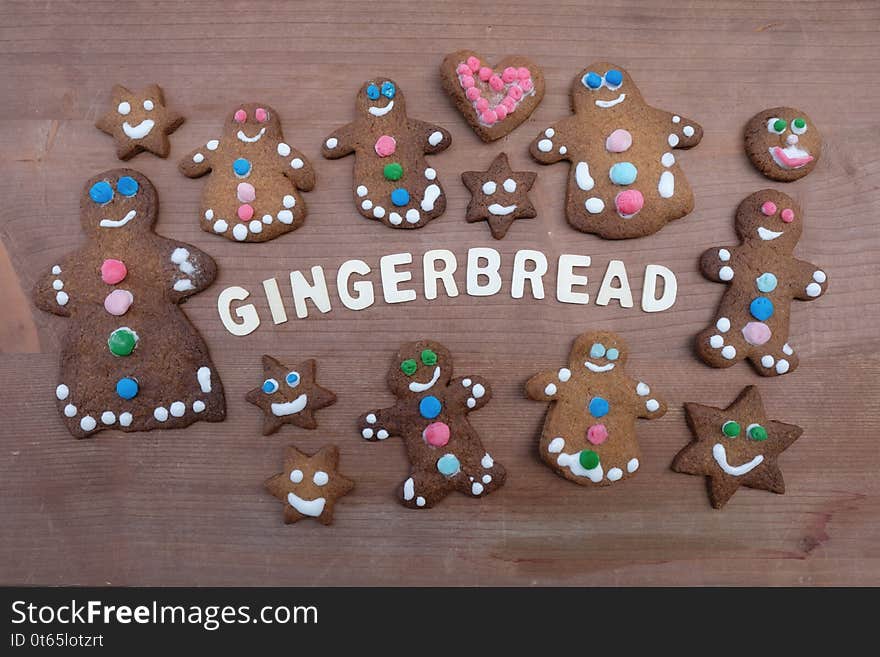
[
  {"x1": 461, "y1": 153, "x2": 537, "y2": 239},
  {"x1": 246, "y1": 356, "x2": 336, "y2": 435},
  {"x1": 265, "y1": 445, "x2": 354, "y2": 525},
  {"x1": 672, "y1": 386, "x2": 802, "y2": 509},
  {"x1": 96, "y1": 84, "x2": 184, "y2": 160}
]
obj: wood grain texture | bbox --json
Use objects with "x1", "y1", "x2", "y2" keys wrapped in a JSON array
[{"x1": 1, "y1": 0, "x2": 879, "y2": 586}]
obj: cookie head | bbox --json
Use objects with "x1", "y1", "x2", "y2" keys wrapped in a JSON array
[
  {"x1": 388, "y1": 340, "x2": 452, "y2": 398},
  {"x1": 224, "y1": 103, "x2": 282, "y2": 144},
  {"x1": 81, "y1": 168, "x2": 157, "y2": 235},
  {"x1": 356, "y1": 78, "x2": 404, "y2": 120},
  {"x1": 570, "y1": 331, "x2": 628, "y2": 374},
  {"x1": 745, "y1": 107, "x2": 820, "y2": 181},
  {"x1": 735, "y1": 189, "x2": 803, "y2": 249},
  {"x1": 572, "y1": 63, "x2": 642, "y2": 114}
]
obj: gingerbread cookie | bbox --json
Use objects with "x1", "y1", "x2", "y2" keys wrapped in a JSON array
[
  {"x1": 529, "y1": 62, "x2": 703, "y2": 239},
  {"x1": 745, "y1": 107, "x2": 820, "y2": 181},
  {"x1": 440, "y1": 50, "x2": 545, "y2": 142},
  {"x1": 246, "y1": 356, "x2": 337, "y2": 435},
  {"x1": 526, "y1": 331, "x2": 666, "y2": 486},
  {"x1": 461, "y1": 153, "x2": 537, "y2": 239},
  {"x1": 672, "y1": 386, "x2": 802, "y2": 508},
  {"x1": 179, "y1": 103, "x2": 315, "y2": 243},
  {"x1": 322, "y1": 78, "x2": 452, "y2": 229},
  {"x1": 32, "y1": 169, "x2": 225, "y2": 438},
  {"x1": 265, "y1": 445, "x2": 354, "y2": 525},
  {"x1": 695, "y1": 190, "x2": 828, "y2": 376},
  {"x1": 96, "y1": 84, "x2": 184, "y2": 160},
  {"x1": 356, "y1": 340, "x2": 505, "y2": 508}
]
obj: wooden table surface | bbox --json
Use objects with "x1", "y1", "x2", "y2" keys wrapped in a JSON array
[{"x1": 1, "y1": 0, "x2": 878, "y2": 586}]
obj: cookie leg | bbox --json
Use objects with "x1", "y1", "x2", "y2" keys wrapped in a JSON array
[
  {"x1": 399, "y1": 470, "x2": 452, "y2": 509},
  {"x1": 546, "y1": 436, "x2": 604, "y2": 483},
  {"x1": 605, "y1": 455, "x2": 642, "y2": 483},
  {"x1": 460, "y1": 451, "x2": 506, "y2": 497},
  {"x1": 695, "y1": 316, "x2": 747, "y2": 368},
  {"x1": 750, "y1": 340, "x2": 800, "y2": 377}
]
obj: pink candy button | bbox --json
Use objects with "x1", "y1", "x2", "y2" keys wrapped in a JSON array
[
  {"x1": 104, "y1": 289, "x2": 133, "y2": 316},
  {"x1": 374, "y1": 135, "x2": 396, "y2": 157},
  {"x1": 237, "y1": 182, "x2": 256, "y2": 203},
  {"x1": 423, "y1": 421, "x2": 451, "y2": 447},
  {"x1": 101, "y1": 259, "x2": 127, "y2": 285},
  {"x1": 761, "y1": 201, "x2": 777, "y2": 216},
  {"x1": 255, "y1": 107, "x2": 268, "y2": 122},
  {"x1": 615, "y1": 189, "x2": 645, "y2": 217},
  {"x1": 237, "y1": 204, "x2": 254, "y2": 221},
  {"x1": 781, "y1": 208, "x2": 795, "y2": 223},
  {"x1": 587, "y1": 424, "x2": 608, "y2": 445},
  {"x1": 605, "y1": 128, "x2": 633, "y2": 153},
  {"x1": 742, "y1": 321, "x2": 772, "y2": 346},
  {"x1": 234, "y1": 109, "x2": 247, "y2": 123}
]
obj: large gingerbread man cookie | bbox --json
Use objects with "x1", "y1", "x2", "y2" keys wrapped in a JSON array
[
  {"x1": 33, "y1": 169, "x2": 225, "y2": 438},
  {"x1": 529, "y1": 62, "x2": 703, "y2": 239},
  {"x1": 322, "y1": 78, "x2": 452, "y2": 229},
  {"x1": 695, "y1": 190, "x2": 828, "y2": 376},
  {"x1": 525, "y1": 331, "x2": 666, "y2": 486},
  {"x1": 356, "y1": 340, "x2": 505, "y2": 508},
  {"x1": 179, "y1": 103, "x2": 315, "y2": 243}
]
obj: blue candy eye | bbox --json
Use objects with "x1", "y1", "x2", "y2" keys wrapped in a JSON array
[
  {"x1": 589, "y1": 343, "x2": 606, "y2": 358},
  {"x1": 582, "y1": 71, "x2": 602, "y2": 90},
  {"x1": 606, "y1": 348, "x2": 619, "y2": 361},
  {"x1": 89, "y1": 181, "x2": 114, "y2": 205},
  {"x1": 285, "y1": 371, "x2": 300, "y2": 387},
  {"x1": 262, "y1": 378, "x2": 279, "y2": 394},
  {"x1": 381, "y1": 81, "x2": 396, "y2": 99},
  {"x1": 366, "y1": 84, "x2": 380, "y2": 100},
  {"x1": 604, "y1": 69, "x2": 623, "y2": 88},
  {"x1": 116, "y1": 176, "x2": 138, "y2": 197}
]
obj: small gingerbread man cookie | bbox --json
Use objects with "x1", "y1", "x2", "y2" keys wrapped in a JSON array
[
  {"x1": 265, "y1": 445, "x2": 354, "y2": 525},
  {"x1": 96, "y1": 84, "x2": 184, "y2": 160},
  {"x1": 695, "y1": 190, "x2": 828, "y2": 376},
  {"x1": 461, "y1": 152, "x2": 537, "y2": 239},
  {"x1": 744, "y1": 107, "x2": 821, "y2": 181},
  {"x1": 525, "y1": 331, "x2": 666, "y2": 486}
]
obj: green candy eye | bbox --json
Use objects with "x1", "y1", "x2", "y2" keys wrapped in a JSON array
[
  {"x1": 722, "y1": 420, "x2": 741, "y2": 437},
  {"x1": 747, "y1": 423, "x2": 768, "y2": 441},
  {"x1": 791, "y1": 118, "x2": 807, "y2": 135},
  {"x1": 768, "y1": 118, "x2": 786, "y2": 134},
  {"x1": 421, "y1": 349, "x2": 437, "y2": 366},
  {"x1": 400, "y1": 359, "x2": 417, "y2": 376}
]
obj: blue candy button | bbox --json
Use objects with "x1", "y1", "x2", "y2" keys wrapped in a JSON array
[
  {"x1": 391, "y1": 188, "x2": 410, "y2": 207},
  {"x1": 366, "y1": 83, "x2": 380, "y2": 100},
  {"x1": 606, "y1": 348, "x2": 619, "y2": 361},
  {"x1": 381, "y1": 81, "x2": 396, "y2": 99},
  {"x1": 756, "y1": 272, "x2": 778, "y2": 293},
  {"x1": 750, "y1": 296, "x2": 774, "y2": 321},
  {"x1": 233, "y1": 158, "x2": 251, "y2": 177},
  {"x1": 590, "y1": 342, "x2": 606, "y2": 358},
  {"x1": 605, "y1": 69, "x2": 623, "y2": 87},
  {"x1": 589, "y1": 397, "x2": 610, "y2": 418},
  {"x1": 116, "y1": 377, "x2": 139, "y2": 400},
  {"x1": 89, "y1": 181, "x2": 113, "y2": 204},
  {"x1": 609, "y1": 162, "x2": 638, "y2": 185},
  {"x1": 116, "y1": 176, "x2": 139, "y2": 197},
  {"x1": 436, "y1": 453, "x2": 460, "y2": 477},
  {"x1": 419, "y1": 395, "x2": 442, "y2": 419},
  {"x1": 583, "y1": 71, "x2": 602, "y2": 89}
]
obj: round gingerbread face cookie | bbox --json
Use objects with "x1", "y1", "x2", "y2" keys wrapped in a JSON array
[{"x1": 744, "y1": 107, "x2": 820, "y2": 181}]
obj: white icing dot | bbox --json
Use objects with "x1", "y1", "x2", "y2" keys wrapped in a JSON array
[
  {"x1": 719, "y1": 266, "x2": 734, "y2": 281},
  {"x1": 482, "y1": 181, "x2": 497, "y2": 195},
  {"x1": 232, "y1": 224, "x2": 248, "y2": 241},
  {"x1": 119, "y1": 412, "x2": 133, "y2": 426},
  {"x1": 416, "y1": 496, "x2": 426, "y2": 507},
  {"x1": 585, "y1": 197, "x2": 605, "y2": 214},
  {"x1": 206, "y1": 139, "x2": 219, "y2": 150},
  {"x1": 716, "y1": 317, "x2": 731, "y2": 332},
  {"x1": 356, "y1": 185, "x2": 368, "y2": 197},
  {"x1": 813, "y1": 270, "x2": 826, "y2": 283},
  {"x1": 277, "y1": 142, "x2": 291, "y2": 156},
  {"x1": 661, "y1": 152, "x2": 675, "y2": 167},
  {"x1": 467, "y1": 398, "x2": 476, "y2": 409},
  {"x1": 482, "y1": 474, "x2": 492, "y2": 484},
  {"x1": 721, "y1": 345, "x2": 737, "y2": 360},
  {"x1": 668, "y1": 133, "x2": 680, "y2": 147},
  {"x1": 636, "y1": 382, "x2": 649, "y2": 396},
  {"x1": 718, "y1": 248, "x2": 730, "y2": 261},
  {"x1": 559, "y1": 146, "x2": 567, "y2": 154},
  {"x1": 503, "y1": 178, "x2": 517, "y2": 193},
  {"x1": 362, "y1": 428, "x2": 374, "y2": 439},
  {"x1": 405, "y1": 209, "x2": 420, "y2": 223},
  {"x1": 193, "y1": 153, "x2": 204, "y2": 163},
  {"x1": 548, "y1": 437, "x2": 564, "y2": 454},
  {"x1": 171, "y1": 247, "x2": 188, "y2": 264},
  {"x1": 672, "y1": 115, "x2": 681, "y2": 123},
  {"x1": 55, "y1": 384, "x2": 69, "y2": 400},
  {"x1": 472, "y1": 384, "x2": 485, "y2": 398},
  {"x1": 325, "y1": 137, "x2": 338, "y2": 149},
  {"x1": 783, "y1": 343, "x2": 794, "y2": 356},
  {"x1": 377, "y1": 429, "x2": 389, "y2": 440},
  {"x1": 313, "y1": 471, "x2": 329, "y2": 486},
  {"x1": 709, "y1": 335, "x2": 724, "y2": 348},
  {"x1": 558, "y1": 368, "x2": 571, "y2": 382},
  {"x1": 544, "y1": 128, "x2": 555, "y2": 137},
  {"x1": 607, "y1": 468, "x2": 623, "y2": 482},
  {"x1": 806, "y1": 282, "x2": 821, "y2": 297},
  {"x1": 192, "y1": 401, "x2": 206, "y2": 413},
  {"x1": 101, "y1": 411, "x2": 116, "y2": 425},
  {"x1": 428, "y1": 131, "x2": 443, "y2": 146},
  {"x1": 646, "y1": 399, "x2": 660, "y2": 412},
  {"x1": 246, "y1": 220, "x2": 261, "y2": 234},
  {"x1": 471, "y1": 482, "x2": 484, "y2": 495},
  {"x1": 170, "y1": 401, "x2": 186, "y2": 417},
  {"x1": 462, "y1": 379, "x2": 472, "y2": 387},
  {"x1": 627, "y1": 458, "x2": 639, "y2": 473},
  {"x1": 361, "y1": 199, "x2": 373, "y2": 210},
  {"x1": 80, "y1": 416, "x2": 96, "y2": 432},
  {"x1": 537, "y1": 139, "x2": 553, "y2": 152},
  {"x1": 277, "y1": 210, "x2": 293, "y2": 224},
  {"x1": 143, "y1": 99, "x2": 154, "y2": 111},
  {"x1": 290, "y1": 469, "x2": 304, "y2": 484},
  {"x1": 280, "y1": 195, "x2": 295, "y2": 209},
  {"x1": 683, "y1": 125, "x2": 695, "y2": 137},
  {"x1": 776, "y1": 359, "x2": 790, "y2": 374},
  {"x1": 117, "y1": 101, "x2": 131, "y2": 115},
  {"x1": 51, "y1": 265, "x2": 61, "y2": 275},
  {"x1": 544, "y1": 383, "x2": 557, "y2": 396},
  {"x1": 52, "y1": 279, "x2": 63, "y2": 290},
  {"x1": 373, "y1": 206, "x2": 386, "y2": 218},
  {"x1": 213, "y1": 219, "x2": 228, "y2": 233},
  {"x1": 424, "y1": 168, "x2": 437, "y2": 180},
  {"x1": 761, "y1": 355, "x2": 775, "y2": 368},
  {"x1": 481, "y1": 453, "x2": 494, "y2": 468},
  {"x1": 389, "y1": 212, "x2": 403, "y2": 225},
  {"x1": 154, "y1": 407, "x2": 169, "y2": 422},
  {"x1": 55, "y1": 291, "x2": 69, "y2": 306},
  {"x1": 291, "y1": 158, "x2": 304, "y2": 169},
  {"x1": 64, "y1": 404, "x2": 77, "y2": 417},
  {"x1": 204, "y1": 209, "x2": 214, "y2": 220},
  {"x1": 366, "y1": 413, "x2": 377, "y2": 424}
]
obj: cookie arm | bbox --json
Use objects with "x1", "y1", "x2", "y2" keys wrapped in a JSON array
[
  {"x1": 166, "y1": 242, "x2": 218, "y2": 301},
  {"x1": 630, "y1": 378, "x2": 667, "y2": 420},
  {"x1": 529, "y1": 118, "x2": 574, "y2": 164},
  {"x1": 321, "y1": 123, "x2": 356, "y2": 159},
  {"x1": 699, "y1": 246, "x2": 736, "y2": 283},
  {"x1": 33, "y1": 262, "x2": 72, "y2": 317},
  {"x1": 448, "y1": 375, "x2": 491, "y2": 412},
  {"x1": 410, "y1": 119, "x2": 451, "y2": 154},
  {"x1": 357, "y1": 407, "x2": 401, "y2": 441},
  {"x1": 524, "y1": 369, "x2": 570, "y2": 401},
  {"x1": 792, "y1": 259, "x2": 829, "y2": 301},
  {"x1": 280, "y1": 146, "x2": 316, "y2": 192},
  {"x1": 657, "y1": 109, "x2": 703, "y2": 149},
  {"x1": 178, "y1": 142, "x2": 216, "y2": 178}
]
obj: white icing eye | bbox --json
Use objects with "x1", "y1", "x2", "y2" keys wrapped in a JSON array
[
  {"x1": 313, "y1": 471, "x2": 329, "y2": 486},
  {"x1": 503, "y1": 178, "x2": 517, "y2": 193},
  {"x1": 117, "y1": 101, "x2": 131, "y2": 116},
  {"x1": 482, "y1": 181, "x2": 497, "y2": 195},
  {"x1": 790, "y1": 118, "x2": 807, "y2": 135},
  {"x1": 767, "y1": 118, "x2": 786, "y2": 135},
  {"x1": 289, "y1": 469, "x2": 303, "y2": 483},
  {"x1": 262, "y1": 378, "x2": 279, "y2": 394},
  {"x1": 143, "y1": 99, "x2": 154, "y2": 111}
]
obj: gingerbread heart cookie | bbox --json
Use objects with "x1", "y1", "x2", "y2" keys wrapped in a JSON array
[{"x1": 440, "y1": 50, "x2": 545, "y2": 142}]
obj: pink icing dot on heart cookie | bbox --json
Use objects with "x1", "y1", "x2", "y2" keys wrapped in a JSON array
[
  {"x1": 374, "y1": 135, "x2": 396, "y2": 157},
  {"x1": 508, "y1": 85, "x2": 523, "y2": 101},
  {"x1": 481, "y1": 110, "x2": 498, "y2": 125},
  {"x1": 466, "y1": 87, "x2": 481, "y2": 100},
  {"x1": 479, "y1": 66, "x2": 492, "y2": 82},
  {"x1": 461, "y1": 75, "x2": 475, "y2": 88},
  {"x1": 521, "y1": 79, "x2": 534, "y2": 92},
  {"x1": 476, "y1": 97, "x2": 489, "y2": 111},
  {"x1": 467, "y1": 56, "x2": 480, "y2": 71},
  {"x1": 495, "y1": 105, "x2": 508, "y2": 120},
  {"x1": 489, "y1": 75, "x2": 504, "y2": 92},
  {"x1": 457, "y1": 63, "x2": 471, "y2": 75},
  {"x1": 101, "y1": 258, "x2": 127, "y2": 285},
  {"x1": 502, "y1": 67, "x2": 517, "y2": 83},
  {"x1": 517, "y1": 67, "x2": 531, "y2": 79}
]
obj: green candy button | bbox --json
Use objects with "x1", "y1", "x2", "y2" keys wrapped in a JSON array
[
  {"x1": 793, "y1": 117, "x2": 806, "y2": 130},
  {"x1": 722, "y1": 420, "x2": 741, "y2": 437},
  {"x1": 421, "y1": 349, "x2": 437, "y2": 366},
  {"x1": 383, "y1": 162, "x2": 403, "y2": 181},
  {"x1": 108, "y1": 327, "x2": 137, "y2": 357},
  {"x1": 773, "y1": 118, "x2": 787, "y2": 133},
  {"x1": 400, "y1": 359, "x2": 417, "y2": 376},
  {"x1": 748, "y1": 424, "x2": 768, "y2": 441},
  {"x1": 579, "y1": 449, "x2": 600, "y2": 470}
]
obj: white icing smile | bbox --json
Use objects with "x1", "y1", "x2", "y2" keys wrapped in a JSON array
[
  {"x1": 270, "y1": 394, "x2": 308, "y2": 416},
  {"x1": 409, "y1": 366, "x2": 440, "y2": 392},
  {"x1": 122, "y1": 119, "x2": 155, "y2": 139},
  {"x1": 237, "y1": 128, "x2": 266, "y2": 143},
  {"x1": 99, "y1": 210, "x2": 136, "y2": 229},
  {"x1": 369, "y1": 100, "x2": 394, "y2": 117},
  {"x1": 595, "y1": 94, "x2": 626, "y2": 108},
  {"x1": 488, "y1": 203, "x2": 516, "y2": 216},
  {"x1": 757, "y1": 226, "x2": 783, "y2": 240},
  {"x1": 712, "y1": 443, "x2": 764, "y2": 477},
  {"x1": 287, "y1": 492, "x2": 326, "y2": 517},
  {"x1": 585, "y1": 360, "x2": 615, "y2": 373}
]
